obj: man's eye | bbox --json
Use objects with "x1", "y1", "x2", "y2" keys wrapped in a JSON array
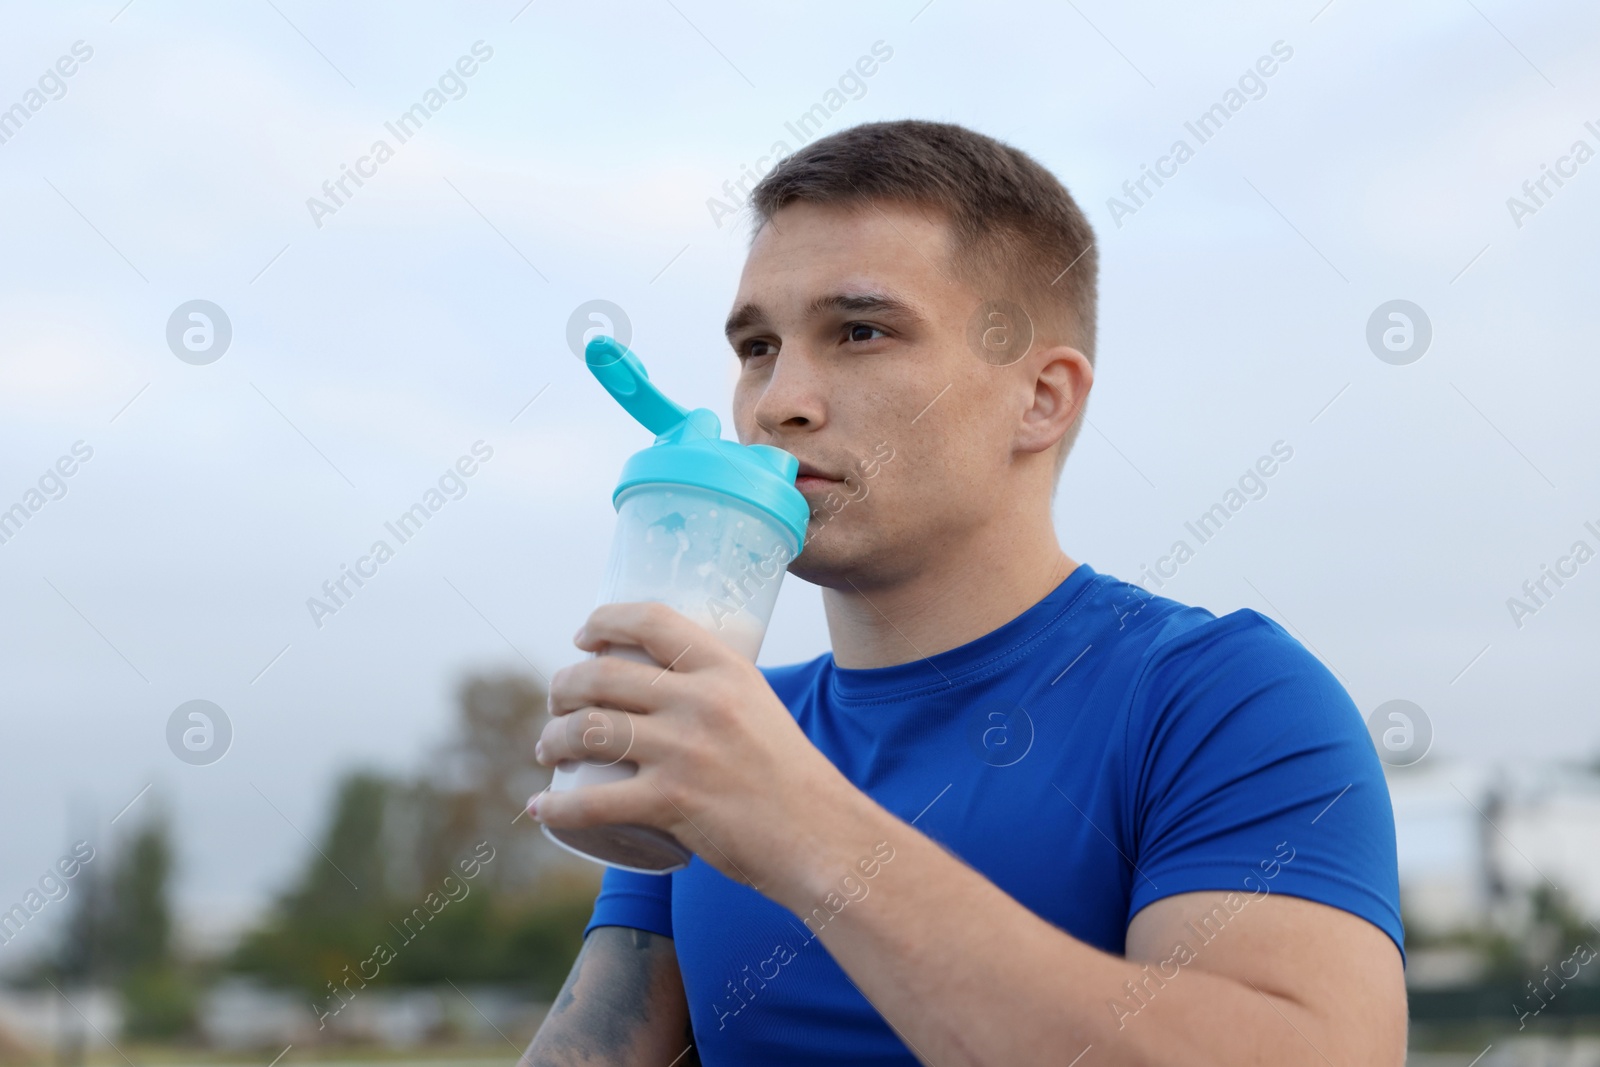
[
  {"x1": 740, "y1": 339, "x2": 777, "y2": 360},
  {"x1": 845, "y1": 323, "x2": 886, "y2": 343}
]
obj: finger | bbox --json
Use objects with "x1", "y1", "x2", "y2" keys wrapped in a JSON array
[
  {"x1": 575, "y1": 600, "x2": 728, "y2": 673},
  {"x1": 531, "y1": 775, "x2": 671, "y2": 832},
  {"x1": 536, "y1": 705, "x2": 662, "y2": 768},
  {"x1": 548, "y1": 646, "x2": 688, "y2": 717}
]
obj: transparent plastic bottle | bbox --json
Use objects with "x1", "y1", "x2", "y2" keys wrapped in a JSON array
[{"x1": 541, "y1": 337, "x2": 808, "y2": 874}]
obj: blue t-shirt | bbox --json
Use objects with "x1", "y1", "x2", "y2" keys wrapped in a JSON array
[{"x1": 584, "y1": 562, "x2": 1403, "y2": 1063}]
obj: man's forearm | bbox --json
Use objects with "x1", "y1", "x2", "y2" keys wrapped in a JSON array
[
  {"x1": 523, "y1": 926, "x2": 699, "y2": 1067},
  {"x1": 780, "y1": 798, "x2": 1351, "y2": 1067}
]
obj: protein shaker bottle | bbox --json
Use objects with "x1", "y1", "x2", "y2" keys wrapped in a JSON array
[{"x1": 541, "y1": 335, "x2": 809, "y2": 874}]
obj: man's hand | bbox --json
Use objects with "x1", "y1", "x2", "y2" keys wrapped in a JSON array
[{"x1": 530, "y1": 600, "x2": 870, "y2": 902}]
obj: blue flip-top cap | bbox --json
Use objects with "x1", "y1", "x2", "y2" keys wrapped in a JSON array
[{"x1": 584, "y1": 336, "x2": 809, "y2": 552}]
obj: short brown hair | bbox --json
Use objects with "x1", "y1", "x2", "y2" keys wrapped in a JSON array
[{"x1": 744, "y1": 119, "x2": 1098, "y2": 480}]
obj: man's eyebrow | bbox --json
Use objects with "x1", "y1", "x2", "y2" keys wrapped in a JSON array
[{"x1": 723, "y1": 291, "x2": 923, "y2": 341}]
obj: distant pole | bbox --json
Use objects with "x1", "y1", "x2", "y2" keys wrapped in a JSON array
[{"x1": 1480, "y1": 773, "x2": 1509, "y2": 931}]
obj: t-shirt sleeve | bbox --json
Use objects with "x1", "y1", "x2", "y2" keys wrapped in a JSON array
[
  {"x1": 1124, "y1": 608, "x2": 1405, "y2": 964},
  {"x1": 583, "y1": 866, "x2": 675, "y2": 939}
]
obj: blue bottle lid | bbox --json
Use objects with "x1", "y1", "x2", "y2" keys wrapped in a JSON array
[{"x1": 585, "y1": 336, "x2": 809, "y2": 552}]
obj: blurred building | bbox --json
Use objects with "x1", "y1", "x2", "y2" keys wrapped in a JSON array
[
  {"x1": 0, "y1": 980, "x2": 547, "y2": 1060},
  {"x1": 0, "y1": 987, "x2": 119, "y2": 1062},
  {"x1": 1389, "y1": 759, "x2": 1600, "y2": 938}
]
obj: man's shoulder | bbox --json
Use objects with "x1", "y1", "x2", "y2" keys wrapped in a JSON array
[
  {"x1": 1090, "y1": 573, "x2": 1315, "y2": 684},
  {"x1": 756, "y1": 652, "x2": 830, "y2": 701},
  {"x1": 749, "y1": 570, "x2": 1310, "y2": 698},
  {"x1": 749, "y1": 568, "x2": 1330, "y2": 715},
  {"x1": 1141, "y1": 602, "x2": 1339, "y2": 706},
  {"x1": 1105, "y1": 585, "x2": 1367, "y2": 795},
  {"x1": 1079, "y1": 572, "x2": 1357, "y2": 746}
]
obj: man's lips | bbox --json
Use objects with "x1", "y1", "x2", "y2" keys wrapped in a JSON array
[{"x1": 793, "y1": 463, "x2": 844, "y2": 491}]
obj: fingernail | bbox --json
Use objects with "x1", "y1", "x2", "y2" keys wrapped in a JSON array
[
  {"x1": 573, "y1": 625, "x2": 586, "y2": 643},
  {"x1": 527, "y1": 793, "x2": 543, "y2": 821},
  {"x1": 534, "y1": 740, "x2": 545, "y2": 761}
]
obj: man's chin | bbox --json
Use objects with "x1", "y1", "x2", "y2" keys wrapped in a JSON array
[
  {"x1": 784, "y1": 553, "x2": 832, "y2": 588},
  {"x1": 788, "y1": 532, "x2": 881, "y2": 589}
]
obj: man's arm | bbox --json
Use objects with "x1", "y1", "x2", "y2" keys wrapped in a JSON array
[
  {"x1": 529, "y1": 603, "x2": 1406, "y2": 1063},
  {"x1": 522, "y1": 925, "x2": 699, "y2": 1067},
  {"x1": 795, "y1": 806, "x2": 1406, "y2": 1066},
  {"x1": 1125, "y1": 890, "x2": 1407, "y2": 1059}
]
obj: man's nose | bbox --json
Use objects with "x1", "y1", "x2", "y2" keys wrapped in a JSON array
[{"x1": 751, "y1": 345, "x2": 826, "y2": 435}]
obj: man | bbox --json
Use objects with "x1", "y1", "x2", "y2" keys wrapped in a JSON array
[{"x1": 523, "y1": 119, "x2": 1406, "y2": 1065}]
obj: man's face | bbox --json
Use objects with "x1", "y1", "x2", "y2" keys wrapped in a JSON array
[{"x1": 727, "y1": 199, "x2": 1028, "y2": 587}]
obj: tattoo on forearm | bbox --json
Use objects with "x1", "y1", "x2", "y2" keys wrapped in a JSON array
[{"x1": 525, "y1": 926, "x2": 697, "y2": 1066}]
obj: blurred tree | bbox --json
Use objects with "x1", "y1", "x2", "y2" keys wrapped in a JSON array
[
  {"x1": 232, "y1": 670, "x2": 598, "y2": 998},
  {"x1": 1520, "y1": 885, "x2": 1597, "y2": 973},
  {"x1": 496, "y1": 872, "x2": 603, "y2": 997},
  {"x1": 49, "y1": 810, "x2": 198, "y2": 1041},
  {"x1": 114, "y1": 814, "x2": 198, "y2": 1039},
  {"x1": 51, "y1": 831, "x2": 110, "y2": 1066},
  {"x1": 104, "y1": 818, "x2": 172, "y2": 974},
  {"x1": 55, "y1": 842, "x2": 111, "y2": 984},
  {"x1": 430, "y1": 672, "x2": 552, "y2": 891},
  {"x1": 1402, "y1": 881, "x2": 1598, "y2": 985},
  {"x1": 232, "y1": 770, "x2": 398, "y2": 995}
]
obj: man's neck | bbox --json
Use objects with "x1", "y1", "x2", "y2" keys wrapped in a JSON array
[{"x1": 820, "y1": 527, "x2": 1078, "y2": 670}]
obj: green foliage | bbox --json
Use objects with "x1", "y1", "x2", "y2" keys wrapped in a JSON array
[
  {"x1": 46, "y1": 809, "x2": 200, "y2": 1040},
  {"x1": 1402, "y1": 883, "x2": 1598, "y2": 984},
  {"x1": 38, "y1": 671, "x2": 590, "y2": 1051},
  {"x1": 498, "y1": 884, "x2": 596, "y2": 998},
  {"x1": 232, "y1": 845, "x2": 595, "y2": 999},
  {"x1": 231, "y1": 771, "x2": 397, "y2": 995},
  {"x1": 105, "y1": 822, "x2": 173, "y2": 974},
  {"x1": 229, "y1": 673, "x2": 594, "y2": 998},
  {"x1": 119, "y1": 964, "x2": 198, "y2": 1040}
]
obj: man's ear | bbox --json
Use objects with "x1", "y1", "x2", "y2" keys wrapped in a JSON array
[{"x1": 1017, "y1": 344, "x2": 1092, "y2": 457}]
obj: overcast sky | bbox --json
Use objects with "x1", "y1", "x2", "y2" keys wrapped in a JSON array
[{"x1": 1, "y1": 0, "x2": 1596, "y2": 956}]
